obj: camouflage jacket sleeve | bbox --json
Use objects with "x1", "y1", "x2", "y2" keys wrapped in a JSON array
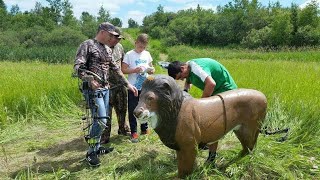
[{"x1": 74, "y1": 41, "x2": 89, "y2": 80}]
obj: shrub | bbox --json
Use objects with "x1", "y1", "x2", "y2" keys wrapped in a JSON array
[
  {"x1": 241, "y1": 27, "x2": 271, "y2": 48},
  {"x1": 43, "y1": 26, "x2": 87, "y2": 47},
  {"x1": 293, "y1": 25, "x2": 320, "y2": 46},
  {"x1": 19, "y1": 26, "x2": 49, "y2": 48},
  {"x1": 0, "y1": 31, "x2": 21, "y2": 48}
]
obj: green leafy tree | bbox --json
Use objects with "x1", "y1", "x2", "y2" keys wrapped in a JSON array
[
  {"x1": 167, "y1": 16, "x2": 199, "y2": 45},
  {"x1": 46, "y1": 0, "x2": 63, "y2": 24},
  {"x1": 142, "y1": 4, "x2": 175, "y2": 38},
  {"x1": 196, "y1": 8, "x2": 219, "y2": 45},
  {"x1": 61, "y1": 0, "x2": 78, "y2": 28},
  {"x1": 10, "y1": 4, "x2": 20, "y2": 15},
  {"x1": 217, "y1": 0, "x2": 266, "y2": 44},
  {"x1": 9, "y1": 13, "x2": 29, "y2": 31},
  {"x1": 0, "y1": 0, "x2": 9, "y2": 31},
  {"x1": 0, "y1": 0, "x2": 5, "y2": 10},
  {"x1": 290, "y1": 3, "x2": 299, "y2": 45},
  {"x1": 291, "y1": 3, "x2": 299, "y2": 34},
  {"x1": 128, "y1": 18, "x2": 139, "y2": 28},
  {"x1": 110, "y1": 17, "x2": 122, "y2": 27},
  {"x1": 80, "y1": 11, "x2": 97, "y2": 38},
  {"x1": 299, "y1": 0, "x2": 319, "y2": 28},
  {"x1": 270, "y1": 10, "x2": 293, "y2": 46},
  {"x1": 142, "y1": 15, "x2": 156, "y2": 32},
  {"x1": 97, "y1": 6, "x2": 110, "y2": 24},
  {"x1": 30, "y1": 3, "x2": 56, "y2": 31},
  {"x1": 154, "y1": 5, "x2": 167, "y2": 27}
]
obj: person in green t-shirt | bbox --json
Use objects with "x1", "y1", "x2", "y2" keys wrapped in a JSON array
[{"x1": 167, "y1": 58, "x2": 237, "y2": 165}]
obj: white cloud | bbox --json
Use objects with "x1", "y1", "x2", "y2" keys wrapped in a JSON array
[
  {"x1": 300, "y1": 0, "x2": 320, "y2": 8},
  {"x1": 183, "y1": 2, "x2": 217, "y2": 11},
  {"x1": 69, "y1": 0, "x2": 134, "y2": 18},
  {"x1": 4, "y1": 0, "x2": 48, "y2": 12},
  {"x1": 123, "y1": 10, "x2": 147, "y2": 28},
  {"x1": 164, "y1": 1, "x2": 217, "y2": 13}
]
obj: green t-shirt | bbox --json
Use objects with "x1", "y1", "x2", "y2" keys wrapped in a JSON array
[{"x1": 186, "y1": 58, "x2": 237, "y2": 95}]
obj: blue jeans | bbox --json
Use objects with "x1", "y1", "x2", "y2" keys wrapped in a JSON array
[
  {"x1": 128, "y1": 90, "x2": 148, "y2": 134},
  {"x1": 84, "y1": 88, "x2": 110, "y2": 153}
]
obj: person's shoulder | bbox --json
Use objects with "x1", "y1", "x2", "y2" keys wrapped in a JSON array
[
  {"x1": 114, "y1": 43, "x2": 124, "y2": 49},
  {"x1": 125, "y1": 49, "x2": 136, "y2": 55},
  {"x1": 113, "y1": 43, "x2": 124, "y2": 51},
  {"x1": 142, "y1": 50, "x2": 152, "y2": 56},
  {"x1": 80, "y1": 39, "x2": 94, "y2": 46},
  {"x1": 117, "y1": 43, "x2": 124, "y2": 48}
]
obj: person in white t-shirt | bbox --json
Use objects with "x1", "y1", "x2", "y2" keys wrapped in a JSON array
[{"x1": 122, "y1": 33, "x2": 155, "y2": 143}]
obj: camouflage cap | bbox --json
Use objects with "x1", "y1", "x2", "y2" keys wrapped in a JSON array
[
  {"x1": 115, "y1": 27, "x2": 125, "y2": 40},
  {"x1": 98, "y1": 22, "x2": 119, "y2": 36}
]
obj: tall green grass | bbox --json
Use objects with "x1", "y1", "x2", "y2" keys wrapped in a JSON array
[
  {"x1": 0, "y1": 46, "x2": 77, "y2": 63},
  {"x1": 167, "y1": 45, "x2": 320, "y2": 62},
  {"x1": 0, "y1": 61, "x2": 81, "y2": 129}
]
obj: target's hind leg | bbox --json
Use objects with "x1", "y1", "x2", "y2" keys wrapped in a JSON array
[{"x1": 233, "y1": 124, "x2": 260, "y2": 157}]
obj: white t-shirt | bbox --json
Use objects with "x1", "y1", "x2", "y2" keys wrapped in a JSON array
[{"x1": 123, "y1": 49, "x2": 153, "y2": 90}]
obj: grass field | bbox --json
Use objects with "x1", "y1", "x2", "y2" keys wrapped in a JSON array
[
  {"x1": 1, "y1": 41, "x2": 320, "y2": 179},
  {"x1": 0, "y1": 61, "x2": 81, "y2": 129}
]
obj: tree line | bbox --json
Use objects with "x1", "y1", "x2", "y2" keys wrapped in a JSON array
[
  {"x1": 143, "y1": 0, "x2": 320, "y2": 48},
  {"x1": 0, "y1": 0, "x2": 319, "y2": 50},
  {"x1": 0, "y1": 0, "x2": 139, "y2": 48}
]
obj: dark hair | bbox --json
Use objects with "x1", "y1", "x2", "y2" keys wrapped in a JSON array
[{"x1": 167, "y1": 61, "x2": 185, "y2": 79}]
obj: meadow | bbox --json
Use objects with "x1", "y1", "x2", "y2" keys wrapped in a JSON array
[{"x1": 0, "y1": 44, "x2": 319, "y2": 179}]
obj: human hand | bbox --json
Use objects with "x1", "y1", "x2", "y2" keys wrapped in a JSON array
[
  {"x1": 128, "y1": 84, "x2": 138, "y2": 96},
  {"x1": 90, "y1": 79, "x2": 100, "y2": 90},
  {"x1": 134, "y1": 67, "x2": 144, "y2": 74},
  {"x1": 146, "y1": 67, "x2": 155, "y2": 74}
]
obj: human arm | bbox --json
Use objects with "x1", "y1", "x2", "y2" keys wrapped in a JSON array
[
  {"x1": 121, "y1": 62, "x2": 143, "y2": 74},
  {"x1": 121, "y1": 53, "x2": 144, "y2": 74},
  {"x1": 74, "y1": 42, "x2": 88, "y2": 79},
  {"x1": 202, "y1": 76, "x2": 216, "y2": 98},
  {"x1": 183, "y1": 81, "x2": 191, "y2": 92},
  {"x1": 74, "y1": 41, "x2": 102, "y2": 90},
  {"x1": 189, "y1": 61, "x2": 216, "y2": 97},
  {"x1": 127, "y1": 84, "x2": 138, "y2": 96},
  {"x1": 111, "y1": 60, "x2": 138, "y2": 96},
  {"x1": 147, "y1": 62, "x2": 155, "y2": 74}
]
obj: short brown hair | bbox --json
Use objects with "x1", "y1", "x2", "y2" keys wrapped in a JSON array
[{"x1": 136, "y1": 33, "x2": 148, "y2": 44}]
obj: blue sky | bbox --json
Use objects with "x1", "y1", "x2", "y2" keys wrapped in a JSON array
[{"x1": 3, "y1": 0, "x2": 319, "y2": 27}]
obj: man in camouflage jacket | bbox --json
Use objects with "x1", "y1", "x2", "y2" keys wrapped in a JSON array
[{"x1": 74, "y1": 22, "x2": 138, "y2": 167}]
